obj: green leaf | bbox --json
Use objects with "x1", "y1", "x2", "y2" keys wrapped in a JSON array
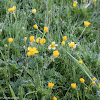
[{"x1": 9, "y1": 84, "x2": 17, "y2": 100}]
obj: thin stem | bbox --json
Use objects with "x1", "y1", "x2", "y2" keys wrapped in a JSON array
[
  {"x1": 78, "y1": 27, "x2": 86, "y2": 40},
  {"x1": 76, "y1": 88, "x2": 79, "y2": 100},
  {"x1": 0, "y1": 50, "x2": 7, "y2": 65}
]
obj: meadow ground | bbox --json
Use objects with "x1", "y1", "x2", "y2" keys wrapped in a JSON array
[{"x1": 0, "y1": 0, "x2": 100, "y2": 100}]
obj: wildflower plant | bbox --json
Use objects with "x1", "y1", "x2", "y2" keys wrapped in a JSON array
[{"x1": 0, "y1": 0, "x2": 99, "y2": 100}]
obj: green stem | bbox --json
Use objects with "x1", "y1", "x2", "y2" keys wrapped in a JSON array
[
  {"x1": 78, "y1": 27, "x2": 86, "y2": 40},
  {"x1": 76, "y1": 88, "x2": 79, "y2": 100},
  {"x1": 0, "y1": 50, "x2": 7, "y2": 65}
]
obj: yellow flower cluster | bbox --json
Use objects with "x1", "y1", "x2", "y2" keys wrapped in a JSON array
[
  {"x1": 29, "y1": 36, "x2": 46, "y2": 45},
  {"x1": 80, "y1": 78, "x2": 85, "y2": 83},
  {"x1": 92, "y1": 77, "x2": 96, "y2": 85},
  {"x1": 33, "y1": 24, "x2": 48, "y2": 32},
  {"x1": 61, "y1": 36, "x2": 67, "y2": 45},
  {"x1": 8, "y1": 6, "x2": 16, "y2": 12},
  {"x1": 48, "y1": 82, "x2": 54, "y2": 88},
  {"x1": 27, "y1": 47, "x2": 39, "y2": 56}
]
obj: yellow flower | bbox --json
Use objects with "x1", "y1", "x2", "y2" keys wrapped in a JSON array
[
  {"x1": 24, "y1": 37, "x2": 27, "y2": 41},
  {"x1": 52, "y1": 96, "x2": 57, "y2": 100},
  {"x1": 36, "y1": 37, "x2": 41, "y2": 43},
  {"x1": 84, "y1": 21, "x2": 91, "y2": 27},
  {"x1": 93, "y1": 77, "x2": 96, "y2": 81},
  {"x1": 32, "y1": 9, "x2": 36, "y2": 13},
  {"x1": 63, "y1": 36, "x2": 67, "y2": 41},
  {"x1": 44, "y1": 27, "x2": 48, "y2": 32},
  {"x1": 8, "y1": 6, "x2": 16, "y2": 12},
  {"x1": 93, "y1": 0, "x2": 96, "y2": 2},
  {"x1": 48, "y1": 82, "x2": 54, "y2": 88},
  {"x1": 27, "y1": 47, "x2": 39, "y2": 56},
  {"x1": 61, "y1": 41, "x2": 65, "y2": 45},
  {"x1": 80, "y1": 78, "x2": 85, "y2": 83},
  {"x1": 30, "y1": 36, "x2": 35, "y2": 42},
  {"x1": 79, "y1": 60, "x2": 82, "y2": 64},
  {"x1": 33, "y1": 24, "x2": 38, "y2": 29},
  {"x1": 68, "y1": 42, "x2": 77, "y2": 48},
  {"x1": 48, "y1": 42, "x2": 58, "y2": 50},
  {"x1": 8, "y1": 38, "x2": 13, "y2": 43},
  {"x1": 99, "y1": 83, "x2": 100, "y2": 88},
  {"x1": 73, "y1": 1, "x2": 77, "y2": 7},
  {"x1": 83, "y1": 0, "x2": 86, "y2": 2},
  {"x1": 8, "y1": 8, "x2": 13, "y2": 12},
  {"x1": 12, "y1": 6, "x2": 16, "y2": 11},
  {"x1": 53, "y1": 50, "x2": 59, "y2": 57},
  {"x1": 40, "y1": 38, "x2": 46, "y2": 45},
  {"x1": 71, "y1": 83, "x2": 76, "y2": 88},
  {"x1": 92, "y1": 81, "x2": 95, "y2": 85}
]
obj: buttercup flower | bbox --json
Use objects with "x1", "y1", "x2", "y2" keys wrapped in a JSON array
[
  {"x1": 84, "y1": 21, "x2": 91, "y2": 27},
  {"x1": 53, "y1": 50, "x2": 59, "y2": 57},
  {"x1": 44, "y1": 27, "x2": 48, "y2": 32},
  {"x1": 36, "y1": 37, "x2": 41, "y2": 43},
  {"x1": 24, "y1": 37, "x2": 27, "y2": 41},
  {"x1": 48, "y1": 82, "x2": 54, "y2": 88},
  {"x1": 48, "y1": 42, "x2": 58, "y2": 50},
  {"x1": 93, "y1": 77, "x2": 96, "y2": 81},
  {"x1": 40, "y1": 38, "x2": 46, "y2": 45},
  {"x1": 99, "y1": 83, "x2": 100, "y2": 88},
  {"x1": 32, "y1": 9, "x2": 36, "y2": 13},
  {"x1": 80, "y1": 78, "x2": 85, "y2": 83},
  {"x1": 63, "y1": 36, "x2": 67, "y2": 41},
  {"x1": 93, "y1": 0, "x2": 96, "y2": 2},
  {"x1": 52, "y1": 96, "x2": 57, "y2": 100},
  {"x1": 79, "y1": 60, "x2": 82, "y2": 64},
  {"x1": 73, "y1": 1, "x2": 77, "y2": 7},
  {"x1": 83, "y1": 0, "x2": 86, "y2": 2},
  {"x1": 8, "y1": 38, "x2": 13, "y2": 43},
  {"x1": 68, "y1": 42, "x2": 77, "y2": 49},
  {"x1": 71, "y1": 83, "x2": 76, "y2": 88},
  {"x1": 33, "y1": 24, "x2": 38, "y2": 29},
  {"x1": 30, "y1": 36, "x2": 35, "y2": 42},
  {"x1": 27, "y1": 47, "x2": 39, "y2": 56},
  {"x1": 8, "y1": 6, "x2": 16, "y2": 12},
  {"x1": 61, "y1": 41, "x2": 65, "y2": 45}
]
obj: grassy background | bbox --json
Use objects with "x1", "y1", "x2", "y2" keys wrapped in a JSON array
[{"x1": 0, "y1": 0, "x2": 100, "y2": 100}]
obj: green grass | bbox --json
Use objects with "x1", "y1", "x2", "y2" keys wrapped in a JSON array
[{"x1": 0, "y1": 0, "x2": 100, "y2": 100}]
